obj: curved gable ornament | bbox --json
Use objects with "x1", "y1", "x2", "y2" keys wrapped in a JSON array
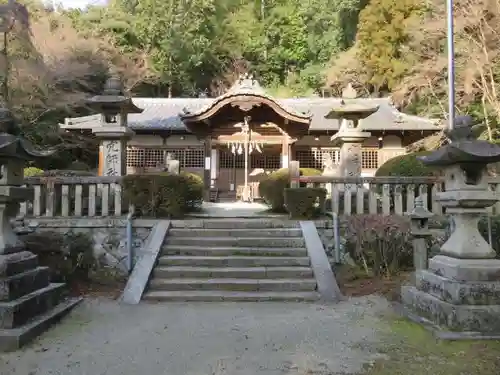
[{"x1": 179, "y1": 74, "x2": 311, "y2": 125}]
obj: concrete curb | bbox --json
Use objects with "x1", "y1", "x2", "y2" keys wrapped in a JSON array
[
  {"x1": 299, "y1": 221, "x2": 343, "y2": 303},
  {"x1": 120, "y1": 220, "x2": 171, "y2": 304}
]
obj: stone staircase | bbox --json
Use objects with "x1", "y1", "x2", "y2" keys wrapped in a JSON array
[{"x1": 143, "y1": 220, "x2": 320, "y2": 302}]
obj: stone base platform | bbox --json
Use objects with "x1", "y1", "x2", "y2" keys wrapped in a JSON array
[
  {"x1": 0, "y1": 250, "x2": 82, "y2": 352},
  {"x1": 401, "y1": 255, "x2": 500, "y2": 338}
]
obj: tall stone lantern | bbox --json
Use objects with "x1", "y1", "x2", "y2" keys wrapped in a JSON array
[
  {"x1": 402, "y1": 115, "x2": 500, "y2": 337},
  {"x1": 0, "y1": 106, "x2": 81, "y2": 351},
  {"x1": 325, "y1": 84, "x2": 379, "y2": 190},
  {"x1": 87, "y1": 75, "x2": 143, "y2": 176}
]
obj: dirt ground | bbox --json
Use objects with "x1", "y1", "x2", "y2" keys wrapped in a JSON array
[{"x1": 38, "y1": 266, "x2": 500, "y2": 375}]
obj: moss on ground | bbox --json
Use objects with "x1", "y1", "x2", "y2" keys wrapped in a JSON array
[{"x1": 364, "y1": 315, "x2": 500, "y2": 375}]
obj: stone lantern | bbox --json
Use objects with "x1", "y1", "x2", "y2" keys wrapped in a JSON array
[
  {"x1": 325, "y1": 83, "x2": 379, "y2": 191},
  {"x1": 402, "y1": 115, "x2": 500, "y2": 337},
  {"x1": 407, "y1": 196, "x2": 434, "y2": 273},
  {"x1": 87, "y1": 74, "x2": 143, "y2": 176},
  {"x1": 0, "y1": 106, "x2": 81, "y2": 351}
]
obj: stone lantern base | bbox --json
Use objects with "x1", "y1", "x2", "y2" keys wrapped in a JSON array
[
  {"x1": 0, "y1": 247, "x2": 83, "y2": 351},
  {"x1": 402, "y1": 255, "x2": 500, "y2": 338}
]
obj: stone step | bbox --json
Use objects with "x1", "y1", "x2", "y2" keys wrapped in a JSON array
[
  {"x1": 0, "y1": 297, "x2": 82, "y2": 352},
  {"x1": 158, "y1": 256, "x2": 311, "y2": 268},
  {"x1": 0, "y1": 283, "x2": 66, "y2": 329},
  {"x1": 171, "y1": 220, "x2": 300, "y2": 229},
  {"x1": 143, "y1": 290, "x2": 320, "y2": 302},
  {"x1": 165, "y1": 237, "x2": 305, "y2": 248},
  {"x1": 161, "y1": 245, "x2": 308, "y2": 257},
  {"x1": 168, "y1": 228, "x2": 303, "y2": 238},
  {"x1": 0, "y1": 267, "x2": 50, "y2": 302},
  {"x1": 153, "y1": 266, "x2": 313, "y2": 279},
  {"x1": 149, "y1": 278, "x2": 317, "y2": 292},
  {"x1": 0, "y1": 251, "x2": 38, "y2": 278}
]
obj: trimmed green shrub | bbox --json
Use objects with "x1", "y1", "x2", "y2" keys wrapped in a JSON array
[
  {"x1": 259, "y1": 167, "x2": 322, "y2": 212},
  {"x1": 122, "y1": 172, "x2": 203, "y2": 218},
  {"x1": 24, "y1": 167, "x2": 44, "y2": 177},
  {"x1": 284, "y1": 187, "x2": 327, "y2": 219},
  {"x1": 375, "y1": 151, "x2": 435, "y2": 177}
]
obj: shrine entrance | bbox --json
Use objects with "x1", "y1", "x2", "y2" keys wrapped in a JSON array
[{"x1": 179, "y1": 74, "x2": 311, "y2": 201}]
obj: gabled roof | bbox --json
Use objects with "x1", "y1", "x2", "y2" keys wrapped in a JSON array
[
  {"x1": 180, "y1": 74, "x2": 311, "y2": 125},
  {"x1": 60, "y1": 97, "x2": 441, "y2": 133}
]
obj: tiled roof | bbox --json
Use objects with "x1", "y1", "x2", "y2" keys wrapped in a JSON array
[{"x1": 60, "y1": 97, "x2": 441, "y2": 132}]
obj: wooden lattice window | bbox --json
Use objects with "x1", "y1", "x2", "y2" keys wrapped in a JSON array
[
  {"x1": 250, "y1": 152, "x2": 281, "y2": 169},
  {"x1": 295, "y1": 148, "x2": 339, "y2": 169},
  {"x1": 181, "y1": 148, "x2": 204, "y2": 168},
  {"x1": 126, "y1": 147, "x2": 204, "y2": 168},
  {"x1": 219, "y1": 149, "x2": 281, "y2": 169},
  {"x1": 126, "y1": 147, "x2": 145, "y2": 167},
  {"x1": 361, "y1": 148, "x2": 379, "y2": 169}
]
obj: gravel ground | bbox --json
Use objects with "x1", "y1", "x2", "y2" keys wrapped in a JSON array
[{"x1": 0, "y1": 296, "x2": 391, "y2": 375}]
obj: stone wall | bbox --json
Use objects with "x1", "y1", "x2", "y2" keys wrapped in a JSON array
[{"x1": 24, "y1": 218, "x2": 156, "y2": 274}]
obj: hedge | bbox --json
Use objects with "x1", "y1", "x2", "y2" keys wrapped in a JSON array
[
  {"x1": 259, "y1": 167, "x2": 322, "y2": 212},
  {"x1": 284, "y1": 187, "x2": 326, "y2": 219},
  {"x1": 375, "y1": 151, "x2": 435, "y2": 177},
  {"x1": 122, "y1": 172, "x2": 203, "y2": 218}
]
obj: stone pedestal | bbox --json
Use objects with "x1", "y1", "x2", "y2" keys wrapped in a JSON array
[
  {"x1": 0, "y1": 108, "x2": 82, "y2": 351},
  {"x1": 402, "y1": 115, "x2": 500, "y2": 338},
  {"x1": 402, "y1": 256, "x2": 500, "y2": 335}
]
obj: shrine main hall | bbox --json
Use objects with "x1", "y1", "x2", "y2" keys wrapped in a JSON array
[{"x1": 60, "y1": 75, "x2": 440, "y2": 196}]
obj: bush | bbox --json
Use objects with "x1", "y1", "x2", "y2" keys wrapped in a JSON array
[
  {"x1": 38, "y1": 169, "x2": 95, "y2": 177},
  {"x1": 23, "y1": 230, "x2": 95, "y2": 284},
  {"x1": 259, "y1": 167, "x2": 322, "y2": 212},
  {"x1": 122, "y1": 172, "x2": 203, "y2": 218},
  {"x1": 342, "y1": 215, "x2": 413, "y2": 277},
  {"x1": 375, "y1": 151, "x2": 435, "y2": 177},
  {"x1": 479, "y1": 215, "x2": 500, "y2": 257},
  {"x1": 284, "y1": 187, "x2": 327, "y2": 219},
  {"x1": 68, "y1": 161, "x2": 91, "y2": 171},
  {"x1": 24, "y1": 167, "x2": 44, "y2": 177}
]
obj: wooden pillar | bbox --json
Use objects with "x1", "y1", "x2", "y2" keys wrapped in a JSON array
[
  {"x1": 281, "y1": 136, "x2": 289, "y2": 169},
  {"x1": 204, "y1": 136, "x2": 212, "y2": 200}
]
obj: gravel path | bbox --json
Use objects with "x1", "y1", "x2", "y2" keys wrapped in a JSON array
[{"x1": 0, "y1": 296, "x2": 391, "y2": 375}]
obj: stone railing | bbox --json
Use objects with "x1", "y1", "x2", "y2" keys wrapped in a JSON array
[
  {"x1": 20, "y1": 176, "x2": 126, "y2": 218},
  {"x1": 292, "y1": 174, "x2": 500, "y2": 216}
]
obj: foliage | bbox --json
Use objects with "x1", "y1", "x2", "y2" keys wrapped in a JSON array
[
  {"x1": 23, "y1": 166, "x2": 43, "y2": 177},
  {"x1": 354, "y1": 0, "x2": 425, "y2": 93},
  {"x1": 23, "y1": 230, "x2": 95, "y2": 284},
  {"x1": 342, "y1": 214, "x2": 413, "y2": 277},
  {"x1": 284, "y1": 187, "x2": 326, "y2": 219},
  {"x1": 258, "y1": 167, "x2": 321, "y2": 212},
  {"x1": 68, "y1": 161, "x2": 91, "y2": 171},
  {"x1": 36, "y1": 169, "x2": 95, "y2": 177},
  {"x1": 478, "y1": 215, "x2": 500, "y2": 257},
  {"x1": 375, "y1": 151, "x2": 435, "y2": 177},
  {"x1": 122, "y1": 172, "x2": 203, "y2": 218}
]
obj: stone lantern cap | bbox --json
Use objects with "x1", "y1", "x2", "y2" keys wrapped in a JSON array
[
  {"x1": 418, "y1": 115, "x2": 500, "y2": 166},
  {"x1": 0, "y1": 107, "x2": 54, "y2": 160},
  {"x1": 86, "y1": 74, "x2": 143, "y2": 115},
  {"x1": 407, "y1": 196, "x2": 434, "y2": 219},
  {"x1": 325, "y1": 83, "x2": 379, "y2": 121}
]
